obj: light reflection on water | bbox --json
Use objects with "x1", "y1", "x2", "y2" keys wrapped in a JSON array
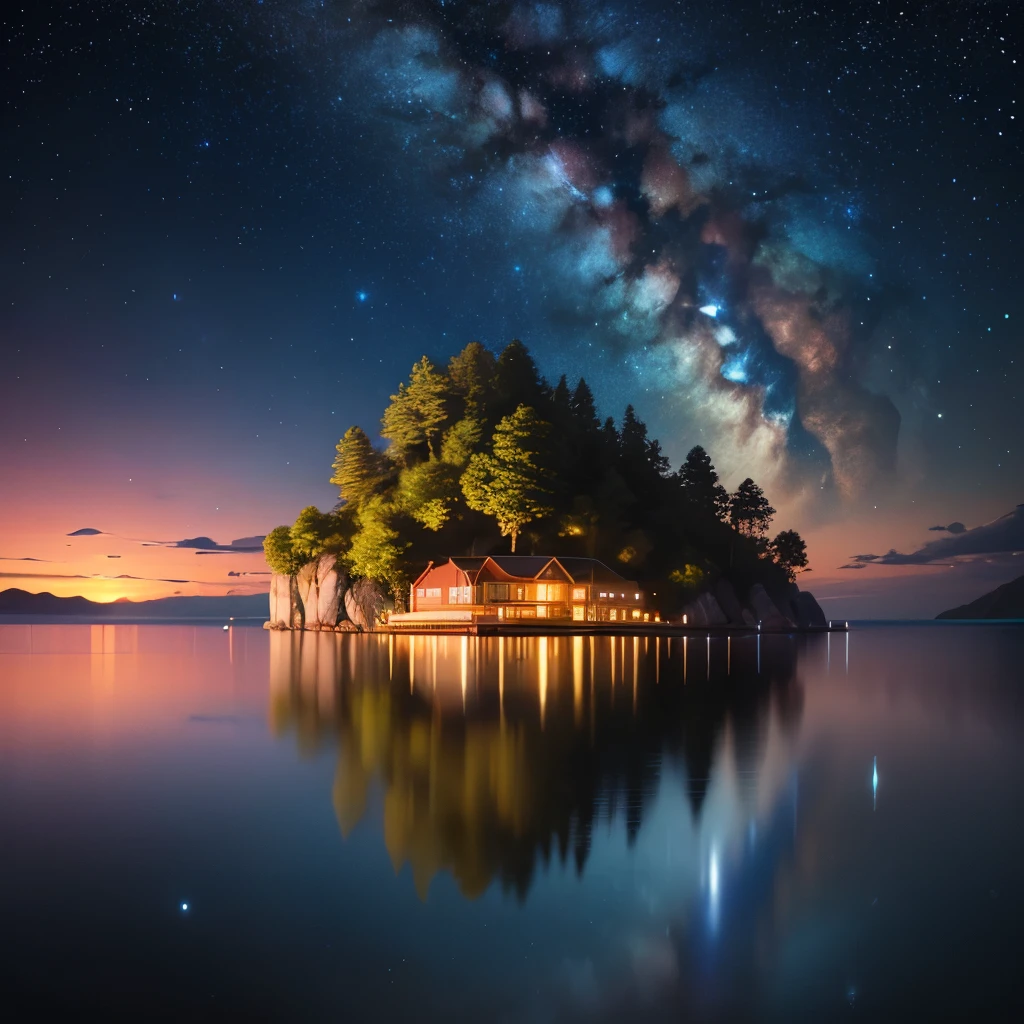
[{"x1": 1, "y1": 623, "x2": 1022, "y2": 1021}]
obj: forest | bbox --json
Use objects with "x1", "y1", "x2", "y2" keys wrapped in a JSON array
[{"x1": 263, "y1": 340, "x2": 807, "y2": 615}]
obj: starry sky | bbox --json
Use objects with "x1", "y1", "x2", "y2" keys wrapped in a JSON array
[{"x1": 1, "y1": 0, "x2": 1021, "y2": 615}]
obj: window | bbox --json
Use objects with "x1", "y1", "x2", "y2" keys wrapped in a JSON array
[
  {"x1": 536, "y1": 583, "x2": 547, "y2": 601},
  {"x1": 572, "y1": 587, "x2": 586, "y2": 601},
  {"x1": 609, "y1": 608, "x2": 617, "y2": 621},
  {"x1": 632, "y1": 609, "x2": 641, "y2": 619},
  {"x1": 599, "y1": 592, "x2": 607, "y2": 598},
  {"x1": 572, "y1": 605, "x2": 585, "y2": 621},
  {"x1": 634, "y1": 593, "x2": 640, "y2": 600},
  {"x1": 487, "y1": 583, "x2": 510, "y2": 602},
  {"x1": 416, "y1": 588, "x2": 425, "y2": 597},
  {"x1": 425, "y1": 587, "x2": 441, "y2": 599}
]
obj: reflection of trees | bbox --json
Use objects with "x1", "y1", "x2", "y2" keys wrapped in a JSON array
[{"x1": 269, "y1": 632, "x2": 802, "y2": 901}]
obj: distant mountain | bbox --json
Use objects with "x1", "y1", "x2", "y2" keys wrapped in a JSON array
[
  {"x1": 0, "y1": 588, "x2": 269, "y2": 620},
  {"x1": 936, "y1": 575, "x2": 1024, "y2": 620}
]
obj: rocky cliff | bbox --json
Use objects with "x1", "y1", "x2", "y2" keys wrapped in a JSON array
[
  {"x1": 681, "y1": 578, "x2": 826, "y2": 630},
  {"x1": 267, "y1": 559, "x2": 389, "y2": 631}
]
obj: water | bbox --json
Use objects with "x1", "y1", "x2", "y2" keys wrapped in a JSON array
[{"x1": 1, "y1": 623, "x2": 1022, "y2": 1021}]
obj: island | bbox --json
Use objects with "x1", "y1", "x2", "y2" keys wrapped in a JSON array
[{"x1": 264, "y1": 340, "x2": 829, "y2": 634}]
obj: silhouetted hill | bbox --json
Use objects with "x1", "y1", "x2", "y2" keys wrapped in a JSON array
[
  {"x1": 0, "y1": 588, "x2": 269, "y2": 620},
  {"x1": 936, "y1": 575, "x2": 1024, "y2": 620}
]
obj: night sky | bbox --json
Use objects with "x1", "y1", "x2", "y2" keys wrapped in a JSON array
[{"x1": 2, "y1": 0, "x2": 1021, "y2": 616}]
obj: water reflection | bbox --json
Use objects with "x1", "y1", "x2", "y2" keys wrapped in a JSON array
[{"x1": 268, "y1": 631, "x2": 804, "y2": 902}]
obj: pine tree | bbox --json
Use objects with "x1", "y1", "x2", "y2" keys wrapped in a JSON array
[
  {"x1": 570, "y1": 377, "x2": 599, "y2": 429},
  {"x1": 729, "y1": 478, "x2": 776, "y2": 540},
  {"x1": 491, "y1": 339, "x2": 547, "y2": 422},
  {"x1": 331, "y1": 426, "x2": 385, "y2": 507},
  {"x1": 447, "y1": 341, "x2": 496, "y2": 418},
  {"x1": 381, "y1": 356, "x2": 450, "y2": 463},
  {"x1": 460, "y1": 405, "x2": 554, "y2": 552},
  {"x1": 677, "y1": 445, "x2": 729, "y2": 521}
]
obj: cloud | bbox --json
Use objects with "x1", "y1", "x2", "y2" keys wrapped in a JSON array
[
  {"x1": 853, "y1": 505, "x2": 1024, "y2": 565},
  {"x1": 64, "y1": 528, "x2": 265, "y2": 552},
  {"x1": 839, "y1": 563, "x2": 867, "y2": 570},
  {"x1": 227, "y1": 570, "x2": 272, "y2": 577},
  {"x1": 928, "y1": 521, "x2": 966, "y2": 534},
  {"x1": 1, "y1": 570, "x2": 232, "y2": 587},
  {"x1": 0, "y1": 556, "x2": 52, "y2": 562},
  {"x1": 171, "y1": 535, "x2": 266, "y2": 552}
]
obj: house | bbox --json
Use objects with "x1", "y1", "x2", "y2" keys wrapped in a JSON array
[{"x1": 406, "y1": 555, "x2": 652, "y2": 624}]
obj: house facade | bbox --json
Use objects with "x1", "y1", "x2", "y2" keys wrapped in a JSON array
[{"x1": 408, "y1": 556, "x2": 652, "y2": 623}]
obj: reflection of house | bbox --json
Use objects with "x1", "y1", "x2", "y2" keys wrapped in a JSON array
[{"x1": 407, "y1": 556, "x2": 649, "y2": 623}]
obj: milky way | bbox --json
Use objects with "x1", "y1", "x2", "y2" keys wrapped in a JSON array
[{"x1": 298, "y1": 0, "x2": 900, "y2": 502}]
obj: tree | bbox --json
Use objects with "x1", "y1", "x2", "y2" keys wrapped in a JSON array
[
  {"x1": 570, "y1": 377, "x2": 599, "y2": 429},
  {"x1": 440, "y1": 417, "x2": 482, "y2": 467},
  {"x1": 447, "y1": 341, "x2": 496, "y2": 418},
  {"x1": 263, "y1": 525, "x2": 305, "y2": 575},
  {"x1": 729, "y1": 478, "x2": 776, "y2": 540},
  {"x1": 677, "y1": 446, "x2": 729, "y2": 521},
  {"x1": 491, "y1": 339, "x2": 547, "y2": 422},
  {"x1": 345, "y1": 496, "x2": 412, "y2": 605},
  {"x1": 397, "y1": 459, "x2": 460, "y2": 531},
  {"x1": 290, "y1": 506, "x2": 338, "y2": 562},
  {"x1": 331, "y1": 426, "x2": 386, "y2": 507},
  {"x1": 381, "y1": 356, "x2": 450, "y2": 462},
  {"x1": 460, "y1": 405, "x2": 554, "y2": 552},
  {"x1": 770, "y1": 529, "x2": 808, "y2": 581}
]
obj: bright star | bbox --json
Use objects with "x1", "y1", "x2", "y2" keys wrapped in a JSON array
[
  {"x1": 181, "y1": 902, "x2": 189, "y2": 911},
  {"x1": 356, "y1": 291, "x2": 368, "y2": 302}
]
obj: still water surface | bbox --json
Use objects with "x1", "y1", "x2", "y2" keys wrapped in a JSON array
[{"x1": 1, "y1": 623, "x2": 1022, "y2": 1021}]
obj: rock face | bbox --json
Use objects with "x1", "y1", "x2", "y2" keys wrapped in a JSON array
[
  {"x1": 269, "y1": 573, "x2": 303, "y2": 629},
  {"x1": 794, "y1": 591, "x2": 827, "y2": 628},
  {"x1": 746, "y1": 583, "x2": 795, "y2": 628},
  {"x1": 714, "y1": 579, "x2": 746, "y2": 625},
  {"x1": 344, "y1": 577, "x2": 389, "y2": 630},
  {"x1": 681, "y1": 591, "x2": 729, "y2": 627},
  {"x1": 296, "y1": 553, "x2": 347, "y2": 629}
]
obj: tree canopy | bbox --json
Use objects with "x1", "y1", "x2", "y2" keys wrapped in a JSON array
[{"x1": 266, "y1": 338, "x2": 810, "y2": 614}]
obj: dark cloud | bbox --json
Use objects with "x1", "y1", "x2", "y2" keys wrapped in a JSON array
[
  {"x1": 0, "y1": 556, "x2": 52, "y2": 562},
  {"x1": 853, "y1": 505, "x2": 1024, "y2": 565},
  {"x1": 174, "y1": 536, "x2": 265, "y2": 552},
  {"x1": 928, "y1": 522, "x2": 967, "y2": 534},
  {"x1": 839, "y1": 563, "x2": 868, "y2": 570},
  {"x1": 67, "y1": 528, "x2": 103, "y2": 536}
]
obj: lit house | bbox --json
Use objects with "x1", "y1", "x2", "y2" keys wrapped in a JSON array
[{"x1": 407, "y1": 556, "x2": 651, "y2": 623}]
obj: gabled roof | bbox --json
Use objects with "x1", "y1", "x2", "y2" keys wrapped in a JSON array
[
  {"x1": 418, "y1": 555, "x2": 638, "y2": 588},
  {"x1": 556, "y1": 557, "x2": 636, "y2": 586}
]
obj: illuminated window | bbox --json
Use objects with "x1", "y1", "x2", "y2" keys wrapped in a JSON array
[
  {"x1": 572, "y1": 587, "x2": 586, "y2": 601},
  {"x1": 416, "y1": 588, "x2": 425, "y2": 597},
  {"x1": 634, "y1": 593, "x2": 640, "y2": 600},
  {"x1": 632, "y1": 609, "x2": 641, "y2": 619},
  {"x1": 572, "y1": 605, "x2": 585, "y2": 621},
  {"x1": 599, "y1": 592, "x2": 607, "y2": 598},
  {"x1": 536, "y1": 583, "x2": 547, "y2": 601},
  {"x1": 610, "y1": 608, "x2": 617, "y2": 620},
  {"x1": 425, "y1": 588, "x2": 441, "y2": 598}
]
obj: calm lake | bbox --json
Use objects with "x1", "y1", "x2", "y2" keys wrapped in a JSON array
[{"x1": 1, "y1": 623, "x2": 1022, "y2": 1021}]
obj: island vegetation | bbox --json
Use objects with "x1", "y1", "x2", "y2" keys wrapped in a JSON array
[{"x1": 264, "y1": 339, "x2": 808, "y2": 616}]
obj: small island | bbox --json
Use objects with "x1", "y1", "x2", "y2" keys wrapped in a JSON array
[{"x1": 263, "y1": 339, "x2": 830, "y2": 634}]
